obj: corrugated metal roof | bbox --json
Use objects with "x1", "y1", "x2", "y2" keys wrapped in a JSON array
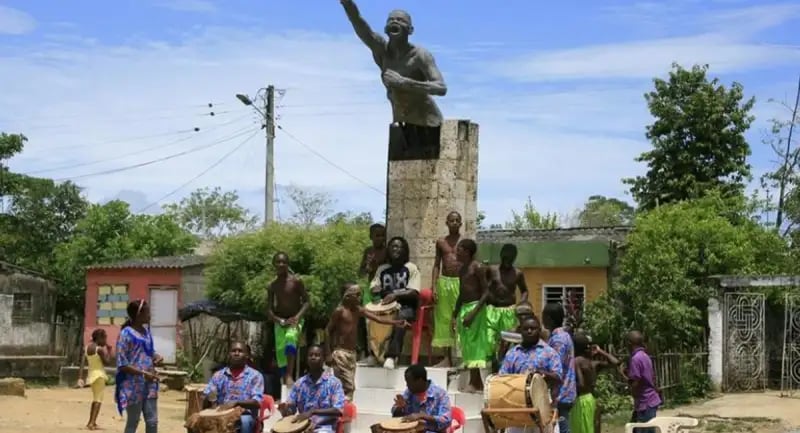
[
  {"x1": 476, "y1": 226, "x2": 632, "y2": 243},
  {"x1": 87, "y1": 255, "x2": 208, "y2": 270}
]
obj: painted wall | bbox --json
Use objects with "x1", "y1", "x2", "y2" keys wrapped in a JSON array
[
  {"x1": 0, "y1": 271, "x2": 56, "y2": 355},
  {"x1": 521, "y1": 267, "x2": 609, "y2": 316},
  {"x1": 83, "y1": 268, "x2": 182, "y2": 352}
]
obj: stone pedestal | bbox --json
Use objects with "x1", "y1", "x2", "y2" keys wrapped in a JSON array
[{"x1": 386, "y1": 119, "x2": 479, "y2": 287}]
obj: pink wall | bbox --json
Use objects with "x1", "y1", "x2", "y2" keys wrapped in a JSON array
[{"x1": 82, "y1": 268, "x2": 183, "y2": 350}]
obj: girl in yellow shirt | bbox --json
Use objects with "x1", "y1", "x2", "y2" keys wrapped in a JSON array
[{"x1": 81, "y1": 329, "x2": 113, "y2": 430}]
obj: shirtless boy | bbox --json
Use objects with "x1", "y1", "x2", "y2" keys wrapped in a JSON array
[
  {"x1": 452, "y1": 238, "x2": 491, "y2": 392},
  {"x1": 486, "y1": 243, "x2": 529, "y2": 366},
  {"x1": 326, "y1": 282, "x2": 407, "y2": 400},
  {"x1": 358, "y1": 224, "x2": 387, "y2": 361},
  {"x1": 266, "y1": 251, "x2": 310, "y2": 386},
  {"x1": 572, "y1": 333, "x2": 620, "y2": 433},
  {"x1": 432, "y1": 211, "x2": 463, "y2": 367}
]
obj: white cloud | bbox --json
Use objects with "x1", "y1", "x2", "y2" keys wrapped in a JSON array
[
  {"x1": 0, "y1": 5, "x2": 36, "y2": 35},
  {"x1": 0, "y1": 3, "x2": 796, "y2": 226},
  {"x1": 153, "y1": 0, "x2": 217, "y2": 13}
]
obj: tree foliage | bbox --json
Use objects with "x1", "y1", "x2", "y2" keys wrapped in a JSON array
[
  {"x1": 584, "y1": 192, "x2": 791, "y2": 350},
  {"x1": 205, "y1": 221, "x2": 369, "y2": 327},
  {"x1": 163, "y1": 187, "x2": 259, "y2": 239},
  {"x1": 53, "y1": 200, "x2": 197, "y2": 316},
  {"x1": 577, "y1": 195, "x2": 635, "y2": 227},
  {"x1": 284, "y1": 184, "x2": 334, "y2": 226},
  {"x1": 504, "y1": 197, "x2": 559, "y2": 230},
  {"x1": 624, "y1": 63, "x2": 755, "y2": 211}
]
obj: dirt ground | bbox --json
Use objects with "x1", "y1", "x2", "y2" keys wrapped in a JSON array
[{"x1": 0, "y1": 387, "x2": 798, "y2": 433}]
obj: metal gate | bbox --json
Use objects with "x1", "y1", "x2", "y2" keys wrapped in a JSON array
[
  {"x1": 781, "y1": 294, "x2": 800, "y2": 396},
  {"x1": 723, "y1": 292, "x2": 766, "y2": 391}
]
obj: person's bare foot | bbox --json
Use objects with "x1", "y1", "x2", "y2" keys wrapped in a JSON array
[
  {"x1": 463, "y1": 384, "x2": 482, "y2": 394},
  {"x1": 86, "y1": 424, "x2": 96, "y2": 431}
]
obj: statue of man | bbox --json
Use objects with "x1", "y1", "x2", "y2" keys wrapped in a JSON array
[{"x1": 340, "y1": 0, "x2": 447, "y2": 128}]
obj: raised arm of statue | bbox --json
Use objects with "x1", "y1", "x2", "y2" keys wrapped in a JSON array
[
  {"x1": 383, "y1": 49, "x2": 447, "y2": 97},
  {"x1": 340, "y1": 0, "x2": 385, "y2": 55}
]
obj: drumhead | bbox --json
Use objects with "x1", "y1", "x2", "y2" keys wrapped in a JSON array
[
  {"x1": 379, "y1": 417, "x2": 421, "y2": 431},
  {"x1": 273, "y1": 415, "x2": 311, "y2": 433},
  {"x1": 528, "y1": 373, "x2": 553, "y2": 425},
  {"x1": 364, "y1": 301, "x2": 399, "y2": 313},
  {"x1": 198, "y1": 408, "x2": 237, "y2": 416}
]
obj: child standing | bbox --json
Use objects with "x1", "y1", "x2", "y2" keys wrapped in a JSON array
[
  {"x1": 115, "y1": 299, "x2": 163, "y2": 433},
  {"x1": 82, "y1": 329, "x2": 113, "y2": 430},
  {"x1": 571, "y1": 333, "x2": 620, "y2": 433}
]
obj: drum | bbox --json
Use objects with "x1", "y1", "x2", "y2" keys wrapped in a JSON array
[
  {"x1": 184, "y1": 407, "x2": 244, "y2": 433},
  {"x1": 365, "y1": 300, "x2": 399, "y2": 363},
  {"x1": 271, "y1": 414, "x2": 316, "y2": 433},
  {"x1": 184, "y1": 383, "x2": 207, "y2": 421},
  {"x1": 483, "y1": 373, "x2": 556, "y2": 431},
  {"x1": 372, "y1": 417, "x2": 425, "y2": 433}
]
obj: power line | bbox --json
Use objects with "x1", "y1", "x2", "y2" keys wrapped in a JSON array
[
  {"x1": 137, "y1": 129, "x2": 260, "y2": 213},
  {"x1": 8, "y1": 108, "x2": 246, "y2": 132},
  {"x1": 26, "y1": 116, "x2": 256, "y2": 175},
  {"x1": 276, "y1": 125, "x2": 384, "y2": 196},
  {"x1": 0, "y1": 101, "x2": 230, "y2": 123},
  {"x1": 55, "y1": 127, "x2": 260, "y2": 181}
]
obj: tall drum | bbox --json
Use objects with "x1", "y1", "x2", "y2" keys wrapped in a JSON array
[
  {"x1": 483, "y1": 373, "x2": 556, "y2": 432},
  {"x1": 364, "y1": 300, "x2": 399, "y2": 363}
]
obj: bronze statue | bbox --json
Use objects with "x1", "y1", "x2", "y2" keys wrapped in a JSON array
[{"x1": 340, "y1": 0, "x2": 447, "y2": 128}]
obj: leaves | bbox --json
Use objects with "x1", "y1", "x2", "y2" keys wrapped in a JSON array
[
  {"x1": 624, "y1": 63, "x2": 755, "y2": 210},
  {"x1": 205, "y1": 221, "x2": 368, "y2": 326},
  {"x1": 577, "y1": 195, "x2": 635, "y2": 227},
  {"x1": 284, "y1": 184, "x2": 334, "y2": 226},
  {"x1": 504, "y1": 196, "x2": 560, "y2": 230},
  {"x1": 163, "y1": 186, "x2": 260, "y2": 239}
]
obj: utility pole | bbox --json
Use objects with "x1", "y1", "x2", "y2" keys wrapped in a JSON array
[{"x1": 264, "y1": 85, "x2": 275, "y2": 225}]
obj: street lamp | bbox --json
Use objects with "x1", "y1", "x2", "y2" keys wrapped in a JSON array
[
  {"x1": 235, "y1": 87, "x2": 275, "y2": 224},
  {"x1": 235, "y1": 93, "x2": 253, "y2": 106}
]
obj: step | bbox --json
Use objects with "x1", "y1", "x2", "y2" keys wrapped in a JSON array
[
  {"x1": 353, "y1": 387, "x2": 485, "y2": 415},
  {"x1": 355, "y1": 365, "x2": 456, "y2": 390}
]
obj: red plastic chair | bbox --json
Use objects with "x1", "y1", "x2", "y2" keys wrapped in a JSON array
[
  {"x1": 336, "y1": 401, "x2": 357, "y2": 433},
  {"x1": 411, "y1": 287, "x2": 435, "y2": 365},
  {"x1": 258, "y1": 394, "x2": 276, "y2": 433},
  {"x1": 449, "y1": 406, "x2": 466, "y2": 433}
]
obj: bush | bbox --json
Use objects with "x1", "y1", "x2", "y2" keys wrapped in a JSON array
[{"x1": 205, "y1": 221, "x2": 368, "y2": 327}]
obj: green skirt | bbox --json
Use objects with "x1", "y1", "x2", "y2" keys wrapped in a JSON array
[
  {"x1": 274, "y1": 320, "x2": 304, "y2": 368},
  {"x1": 570, "y1": 393, "x2": 596, "y2": 433},
  {"x1": 487, "y1": 305, "x2": 518, "y2": 352},
  {"x1": 432, "y1": 276, "x2": 460, "y2": 348},
  {"x1": 456, "y1": 301, "x2": 492, "y2": 368}
]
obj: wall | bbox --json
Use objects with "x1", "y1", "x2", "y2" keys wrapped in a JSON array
[
  {"x1": 83, "y1": 268, "x2": 182, "y2": 351},
  {"x1": 0, "y1": 271, "x2": 56, "y2": 355},
  {"x1": 181, "y1": 265, "x2": 206, "y2": 304},
  {"x1": 521, "y1": 267, "x2": 608, "y2": 315}
]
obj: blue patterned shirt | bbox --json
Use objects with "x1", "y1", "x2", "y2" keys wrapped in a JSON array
[
  {"x1": 499, "y1": 342, "x2": 562, "y2": 379},
  {"x1": 115, "y1": 327, "x2": 158, "y2": 411},
  {"x1": 391, "y1": 381, "x2": 452, "y2": 433},
  {"x1": 204, "y1": 365, "x2": 265, "y2": 416},
  {"x1": 286, "y1": 372, "x2": 346, "y2": 426},
  {"x1": 548, "y1": 328, "x2": 577, "y2": 404}
]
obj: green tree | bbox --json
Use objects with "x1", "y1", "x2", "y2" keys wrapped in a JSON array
[
  {"x1": 284, "y1": 184, "x2": 333, "y2": 226},
  {"x1": 0, "y1": 133, "x2": 89, "y2": 270},
  {"x1": 624, "y1": 63, "x2": 755, "y2": 211},
  {"x1": 163, "y1": 187, "x2": 259, "y2": 239},
  {"x1": 577, "y1": 195, "x2": 635, "y2": 227},
  {"x1": 205, "y1": 221, "x2": 366, "y2": 328},
  {"x1": 504, "y1": 196, "x2": 559, "y2": 230},
  {"x1": 53, "y1": 200, "x2": 197, "y2": 316},
  {"x1": 325, "y1": 211, "x2": 373, "y2": 226},
  {"x1": 584, "y1": 192, "x2": 791, "y2": 351}
]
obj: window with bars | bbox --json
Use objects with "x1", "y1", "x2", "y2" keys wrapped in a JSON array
[
  {"x1": 542, "y1": 285, "x2": 586, "y2": 313},
  {"x1": 12, "y1": 293, "x2": 33, "y2": 324}
]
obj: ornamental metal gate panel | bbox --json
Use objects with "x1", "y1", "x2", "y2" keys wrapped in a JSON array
[
  {"x1": 723, "y1": 292, "x2": 766, "y2": 392},
  {"x1": 781, "y1": 294, "x2": 800, "y2": 396}
]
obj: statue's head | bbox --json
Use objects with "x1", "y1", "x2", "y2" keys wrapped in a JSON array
[{"x1": 385, "y1": 9, "x2": 413, "y2": 40}]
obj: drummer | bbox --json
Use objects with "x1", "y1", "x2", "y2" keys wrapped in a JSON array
[
  {"x1": 202, "y1": 341, "x2": 265, "y2": 433},
  {"x1": 499, "y1": 317, "x2": 562, "y2": 394},
  {"x1": 369, "y1": 236, "x2": 421, "y2": 370},
  {"x1": 389, "y1": 364, "x2": 452, "y2": 433},
  {"x1": 279, "y1": 344, "x2": 346, "y2": 432}
]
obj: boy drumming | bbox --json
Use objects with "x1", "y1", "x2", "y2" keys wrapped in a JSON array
[
  {"x1": 431, "y1": 211, "x2": 463, "y2": 367},
  {"x1": 453, "y1": 238, "x2": 491, "y2": 392},
  {"x1": 326, "y1": 282, "x2": 407, "y2": 399},
  {"x1": 266, "y1": 251, "x2": 310, "y2": 386}
]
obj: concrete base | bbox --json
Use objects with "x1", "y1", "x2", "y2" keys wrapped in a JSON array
[
  {"x1": 0, "y1": 355, "x2": 64, "y2": 379},
  {"x1": 386, "y1": 119, "x2": 479, "y2": 286},
  {"x1": 0, "y1": 377, "x2": 25, "y2": 397}
]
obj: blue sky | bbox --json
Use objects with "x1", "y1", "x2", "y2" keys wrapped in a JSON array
[{"x1": 0, "y1": 0, "x2": 797, "y2": 225}]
